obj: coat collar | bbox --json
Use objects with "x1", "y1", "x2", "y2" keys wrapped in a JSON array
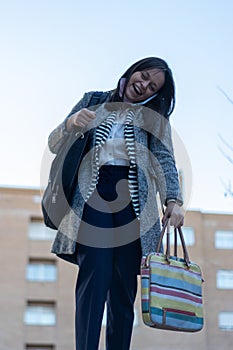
[{"x1": 84, "y1": 101, "x2": 169, "y2": 140}]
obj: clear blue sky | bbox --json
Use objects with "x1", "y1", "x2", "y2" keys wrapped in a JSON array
[{"x1": 1, "y1": 0, "x2": 233, "y2": 213}]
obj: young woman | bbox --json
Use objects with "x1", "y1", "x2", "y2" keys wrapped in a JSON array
[{"x1": 48, "y1": 57, "x2": 184, "y2": 350}]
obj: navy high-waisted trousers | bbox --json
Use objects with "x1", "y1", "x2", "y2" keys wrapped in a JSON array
[{"x1": 75, "y1": 165, "x2": 142, "y2": 350}]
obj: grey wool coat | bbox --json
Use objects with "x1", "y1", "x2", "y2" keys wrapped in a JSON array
[{"x1": 48, "y1": 91, "x2": 183, "y2": 265}]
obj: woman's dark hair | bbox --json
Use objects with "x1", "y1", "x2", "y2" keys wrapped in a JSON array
[{"x1": 111, "y1": 57, "x2": 175, "y2": 119}]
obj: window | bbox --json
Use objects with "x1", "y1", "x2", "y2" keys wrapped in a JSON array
[
  {"x1": 33, "y1": 195, "x2": 42, "y2": 204},
  {"x1": 26, "y1": 259, "x2": 57, "y2": 282},
  {"x1": 28, "y1": 220, "x2": 55, "y2": 240},
  {"x1": 218, "y1": 312, "x2": 233, "y2": 330},
  {"x1": 217, "y1": 270, "x2": 233, "y2": 289},
  {"x1": 163, "y1": 226, "x2": 195, "y2": 246},
  {"x1": 25, "y1": 345, "x2": 55, "y2": 350},
  {"x1": 24, "y1": 302, "x2": 56, "y2": 326},
  {"x1": 215, "y1": 230, "x2": 233, "y2": 249}
]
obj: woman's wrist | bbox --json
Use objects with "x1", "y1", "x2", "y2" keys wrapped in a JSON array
[
  {"x1": 65, "y1": 116, "x2": 74, "y2": 133},
  {"x1": 166, "y1": 198, "x2": 182, "y2": 206}
]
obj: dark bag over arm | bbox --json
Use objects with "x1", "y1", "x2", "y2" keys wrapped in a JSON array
[
  {"x1": 41, "y1": 91, "x2": 109, "y2": 229},
  {"x1": 41, "y1": 130, "x2": 89, "y2": 229}
]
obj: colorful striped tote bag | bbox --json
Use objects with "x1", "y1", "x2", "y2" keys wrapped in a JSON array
[{"x1": 141, "y1": 220, "x2": 204, "y2": 332}]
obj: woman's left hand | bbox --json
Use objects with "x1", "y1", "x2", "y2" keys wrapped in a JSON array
[{"x1": 162, "y1": 202, "x2": 184, "y2": 228}]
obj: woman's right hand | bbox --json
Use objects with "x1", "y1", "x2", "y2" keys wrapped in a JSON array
[{"x1": 66, "y1": 108, "x2": 96, "y2": 132}]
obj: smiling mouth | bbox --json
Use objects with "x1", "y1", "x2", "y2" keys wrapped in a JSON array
[{"x1": 133, "y1": 84, "x2": 142, "y2": 95}]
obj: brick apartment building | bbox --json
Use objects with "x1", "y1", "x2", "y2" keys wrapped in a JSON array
[{"x1": 0, "y1": 186, "x2": 233, "y2": 350}]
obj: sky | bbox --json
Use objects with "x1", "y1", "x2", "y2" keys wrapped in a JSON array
[{"x1": 0, "y1": 0, "x2": 233, "y2": 214}]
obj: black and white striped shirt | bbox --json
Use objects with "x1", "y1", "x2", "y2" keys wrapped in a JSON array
[{"x1": 85, "y1": 109, "x2": 140, "y2": 218}]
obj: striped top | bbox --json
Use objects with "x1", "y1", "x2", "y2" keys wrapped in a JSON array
[{"x1": 85, "y1": 109, "x2": 140, "y2": 218}]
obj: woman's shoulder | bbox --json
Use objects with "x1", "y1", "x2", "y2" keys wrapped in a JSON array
[{"x1": 83, "y1": 90, "x2": 113, "y2": 105}]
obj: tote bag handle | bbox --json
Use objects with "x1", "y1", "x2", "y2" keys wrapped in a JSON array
[{"x1": 156, "y1": 219, "x2": 191, "y2": 267}]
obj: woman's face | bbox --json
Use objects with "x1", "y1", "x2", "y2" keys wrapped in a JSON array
[{"x1": 124, "y1": 68, "x2": 165, "y2": 102}]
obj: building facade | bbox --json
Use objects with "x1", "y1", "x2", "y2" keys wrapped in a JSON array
[{"x1": 0, "y1": 186, "x2": 233, "y2": 350}]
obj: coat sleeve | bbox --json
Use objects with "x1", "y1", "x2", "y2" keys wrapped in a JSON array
[
  {"x1": 48, "y1": 92, "x2": 95, "y2": 154},
  {"x1": 149, "y1": 120, "x2": 183, "y2": 206}
]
